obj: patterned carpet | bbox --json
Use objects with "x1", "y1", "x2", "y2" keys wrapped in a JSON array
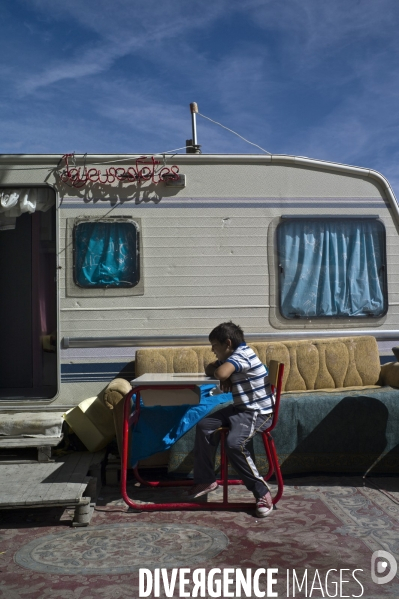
[{"x1": 1, "y1": 476, "x2": 399, "y2": 598}]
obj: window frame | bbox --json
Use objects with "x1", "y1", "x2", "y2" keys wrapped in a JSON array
[
  {"x1": 276, "y1": 215, "x2": 388, "y2": 320},
  {"x1": 72, "y1": 217, "x2": 140, "y2": 289},
  {"x1": 66, "y1": 216, "x2": 144, "y2": 298}
]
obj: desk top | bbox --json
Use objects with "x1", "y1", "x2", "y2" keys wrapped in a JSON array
[{"x1": 131, "y1": 373, "x2": 219, "y2": 386}]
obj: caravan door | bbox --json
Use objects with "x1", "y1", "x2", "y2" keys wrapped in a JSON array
[{"x1": 0, "y1": 188, "x2": 57, "y2": 401}]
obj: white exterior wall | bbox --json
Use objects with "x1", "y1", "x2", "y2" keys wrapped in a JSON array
[
  {"x1": 1, "y1": 154, "x2": 398, "y2": 408},
  {"x1": 58, "y1": 159, "x2": 394, "y2": 337}
]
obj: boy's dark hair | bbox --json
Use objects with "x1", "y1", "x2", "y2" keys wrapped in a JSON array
[{"x1": 209, "y1": 321, "x2": 245, "y2": 349}]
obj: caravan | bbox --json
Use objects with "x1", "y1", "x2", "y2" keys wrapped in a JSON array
[{"x1": 0, "y1": 151, "x2": 398, "y2": 431}]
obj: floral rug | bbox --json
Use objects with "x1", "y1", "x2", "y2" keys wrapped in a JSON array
[{"x1": 1, "y1": 476, "x2": 399, "y2": 598}]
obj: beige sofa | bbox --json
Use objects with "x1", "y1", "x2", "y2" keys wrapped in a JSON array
[{"x1": 103, "y1": 335, "x2": 399, "y2": 474}]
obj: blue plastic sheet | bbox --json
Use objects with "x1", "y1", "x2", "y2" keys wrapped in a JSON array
[{"x1": 130, "y1": 385, "x2": 233, "y2": 464}]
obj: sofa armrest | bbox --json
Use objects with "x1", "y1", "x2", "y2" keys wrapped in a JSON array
[
  {"x1": 378, "y1": 362, "x2": 399, "y2": 388},
  {"x1": 103, "y1": 378, "x2": 132, "y2": 410}
]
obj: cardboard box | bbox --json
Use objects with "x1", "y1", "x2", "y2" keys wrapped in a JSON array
[{"x1": 64, "y1": 395, "x2": 115, "y2": 452}]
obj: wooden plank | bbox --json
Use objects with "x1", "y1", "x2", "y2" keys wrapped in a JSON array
[
  {"x1": 0, "y1": 462, "x2": 59, "y2": 506},
  {"x1": 30, "y1": 454, "x2": 88, "y2": 504},
  {"x1": 57, "y1": 453, "x2": 95, "y2": 502},
  {"x1": 0, "y1": 436, "x2": 63, "y2": 448},
  {"x1": 0, "y1": 452, "x2": 105, "y2": 508},
  {"x1": 41, "y1": 452, "x2": 104, "y2": 503},
  {"x1": 27, "y1": 464, "x2": 70, "y2": 504},
  {"x1": 10, "y1": 462, "x2": 64, "y2": 506},
  {"x1": 0, "y1": 500, "x2": 83, "y2": 509},
  {"x1": 24, "y1": 496, "x2": 81, "y2": 506}
]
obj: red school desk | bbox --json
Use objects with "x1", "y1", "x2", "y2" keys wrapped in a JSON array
[{"x1": 121, "y1": 367, "x2": 284, "y2": 512}]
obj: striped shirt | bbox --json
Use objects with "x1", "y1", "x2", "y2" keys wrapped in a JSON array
[{"x1": 224, "y1": 344, "x2": 275, "y2": 413}]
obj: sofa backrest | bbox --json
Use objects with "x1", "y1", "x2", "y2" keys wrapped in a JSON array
[{"x1": 135, "y1": 335, "x2": 381, "y2": 392}]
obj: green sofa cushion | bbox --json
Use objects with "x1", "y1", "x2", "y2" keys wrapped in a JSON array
[{"x1": 168, "y1": 386, "x2": 399, "y2": 476}]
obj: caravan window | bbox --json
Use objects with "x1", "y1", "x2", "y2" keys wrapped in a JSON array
[
  {"x1": 276, "y1": 217, "x2": 387, "y2": 319},
  {"x1": 73, "y1": 219, "x2": 140, "y2": 288}
]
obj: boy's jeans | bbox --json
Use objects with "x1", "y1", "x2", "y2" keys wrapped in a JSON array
[{"x1": 193, "y1": 404, "x2": 273, "y2": 500}]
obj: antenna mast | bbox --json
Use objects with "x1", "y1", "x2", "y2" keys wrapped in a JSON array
[{"x1": 186, "y1": 102, "x2": 201, "y2": 154}]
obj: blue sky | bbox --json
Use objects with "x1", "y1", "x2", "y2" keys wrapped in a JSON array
[{"x1": 1, "y1": 0, "x2": 399, "y2": 194}]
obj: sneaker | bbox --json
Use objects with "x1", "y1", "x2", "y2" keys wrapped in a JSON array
[
  {"x1": 186, "y1": 482, "x2": 218, "y2": 499},
  {"x1": 256, "y1": 492, "x2": 273, "y2": 518}
]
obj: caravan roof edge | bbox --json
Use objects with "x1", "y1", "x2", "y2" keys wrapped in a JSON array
[{"x1": 1, "y1": 152, "x2": 397, "y2": 215}]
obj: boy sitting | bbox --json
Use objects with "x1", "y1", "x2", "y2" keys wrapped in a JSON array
[{"x1": 188, "y1": 321, "x2": 275, "y2": 518}]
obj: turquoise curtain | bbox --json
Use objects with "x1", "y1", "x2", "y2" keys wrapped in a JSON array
[
  {"x1": 74, "y1": 221, "x2": 138, "y2": 287},
  {"x1": 277, "y1": 219, "x2": 386, "y2": 318}
]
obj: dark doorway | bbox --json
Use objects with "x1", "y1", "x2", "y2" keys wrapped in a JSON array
[{"x1": 0, "y1": 195, "x2": 57, "y2": 399}]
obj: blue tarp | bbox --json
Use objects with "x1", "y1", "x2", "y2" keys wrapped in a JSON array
[{"x1": 130, "y1": 385, "x2": 233, "y2": 464}]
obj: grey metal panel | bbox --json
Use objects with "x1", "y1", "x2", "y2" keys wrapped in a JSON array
[
  {"x1": 63, "y1": 330, "x2": 399, "y2": 348},
  {"x1": 59, "y1": 197, "x2": 390, "y2": 209}
]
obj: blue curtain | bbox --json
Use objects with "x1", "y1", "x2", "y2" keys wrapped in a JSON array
[
  {"x1": 75, "y1": 221, "x2": 138, "y2": 287},
  {"x1": 277, "y1": 219, "x2": 386, "y2": 318}
]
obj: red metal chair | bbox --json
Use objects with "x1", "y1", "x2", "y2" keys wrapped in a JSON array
[
  {"x1": 120, "y1": 361, "x2": 285, "y2": 512},
  {"x1": 218, "y1": 360, "x2": 285, "y2": 506}
]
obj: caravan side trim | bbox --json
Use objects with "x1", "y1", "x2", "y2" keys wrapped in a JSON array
[{"x1": 63, "y1": 330, "x2": 399, "y2": 348}]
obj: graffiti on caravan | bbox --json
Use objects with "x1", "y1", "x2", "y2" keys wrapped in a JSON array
[{"x1": 60, "y1": 154, "x2": 180, "y2": 188}]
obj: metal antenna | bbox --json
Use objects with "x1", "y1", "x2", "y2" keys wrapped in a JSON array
[
  {"x1": 190, "y1": 102, "x2": 198, "y2": 146},
  {"x1": 186, "y1": 102, "x2": 201, "y2": 154}
]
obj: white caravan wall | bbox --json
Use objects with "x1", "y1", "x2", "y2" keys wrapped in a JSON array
[{"x1": 1, "y1": 155, "x2": 397, "y2": 407}]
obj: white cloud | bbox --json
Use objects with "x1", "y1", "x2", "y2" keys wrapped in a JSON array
[
  {"x1": 17, "y1": 0, "x2": 230, "y2": 93},
  {"x1": 2, "y1": 0, "x2": 399, "y2": 198}
]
